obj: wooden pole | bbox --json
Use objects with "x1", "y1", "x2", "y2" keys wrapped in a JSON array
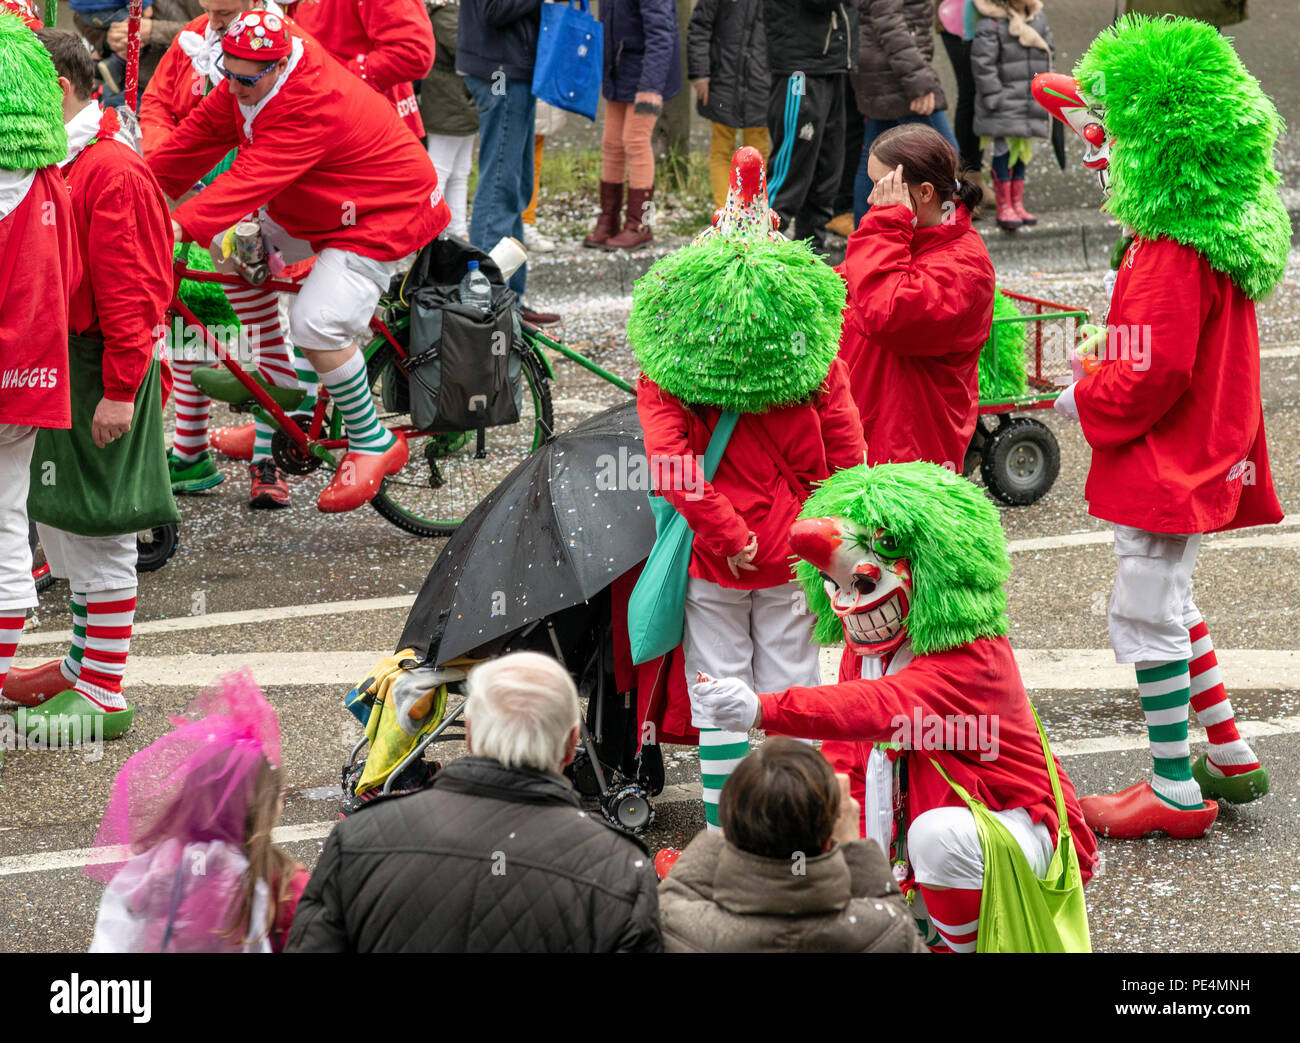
[{"x1": 124, "y1": 0, "x2": 143, "y2": 110}]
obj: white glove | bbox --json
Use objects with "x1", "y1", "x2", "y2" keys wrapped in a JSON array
[
  {"x1": 689, "y1": 673, "x2": 759, "y2": 732},
  {"x1": 1053, "y1": 381, "x2": 1080, "y2": 422}
]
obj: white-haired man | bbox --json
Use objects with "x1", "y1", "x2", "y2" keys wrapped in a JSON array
[{"x1": 288, "y1": 652, "x2": 661, "y2": 953}]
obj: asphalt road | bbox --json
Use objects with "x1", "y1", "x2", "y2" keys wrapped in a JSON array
[{"x1": 3, "y1": 248, "x2": 1299, "y2": 953}]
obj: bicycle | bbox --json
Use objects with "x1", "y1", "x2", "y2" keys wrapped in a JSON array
[{"x1": 169, "y1": 239, "x2": 634, "y2": 537}]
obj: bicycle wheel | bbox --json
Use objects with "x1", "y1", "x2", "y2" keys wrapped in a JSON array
[{"x1": 361, "y1": 320, "x2": 554, "y2": 537}]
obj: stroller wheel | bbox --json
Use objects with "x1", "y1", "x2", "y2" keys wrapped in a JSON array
[{"x1": 601, "y1": 782, "x2": 655, "y2": 835}]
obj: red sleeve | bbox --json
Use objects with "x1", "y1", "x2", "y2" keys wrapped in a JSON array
[
  {"x1": 837, "y1": 204, "x2": 993, "y2": 357},
  {"x1": 148, "y1": 87, "x2": 240, "y2": 205},
  {"x1": 817, "y1": 356, "x2": 866, "y2": 473},
  {"x1": 1073, "y1": 239, "x2": 1204, "y2": 450},
  {"x1": 91, "y1": 166, "x2": 174, "y2": 402},
  {"x1": 352, "y1": 0, "x2": 436, "y2": 92},
  {"x1": 168, "y1": 108, "x2": 328, "y2": 247},
  {"x1": 139, "y1": 45, "x2": 192, "y2": 157},
  {"x1": 759, "y1": 655, "x2": 958, "y2": 743},
  {"x1": 636, "y1": 376, "x2": 749, "y2": 560}
]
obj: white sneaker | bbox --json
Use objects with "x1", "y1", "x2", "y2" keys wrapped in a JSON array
[{"x1": 524, "y1": 225, "x2": 558, "y2": 253}]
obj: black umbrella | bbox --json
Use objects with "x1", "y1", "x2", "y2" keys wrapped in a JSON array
[{"x1": 398, "y1": 402, "x2": 657, "y2": 664}]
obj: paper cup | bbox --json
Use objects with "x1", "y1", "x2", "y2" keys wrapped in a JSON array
[{"x1": 489, "y1": 236, "x2": 527, "y2": 281}]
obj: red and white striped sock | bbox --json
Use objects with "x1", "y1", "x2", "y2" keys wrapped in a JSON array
[
  {"x1": 72, "y1": 588, "x2": 135, "y2": 711},
  {"x1": 223, "y1": 285, "x2": 297, "y2": 389},
  {"x1": 171, "y1": 358, "x2": 211, "y2": 461},
  {"x1": 1187, "y1": 615, "x2": 1258, "y2": 775},
  {"x1": 0, "y1": 614, "x2": 24, "y2": 697},
  {"x1": 919, "y1": 885, "x2": 982, "y2": 953}
]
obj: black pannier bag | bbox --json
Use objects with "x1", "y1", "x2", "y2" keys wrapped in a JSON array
[{"x1": 396, "y1": 235, "x2": 525, "y2": 433}]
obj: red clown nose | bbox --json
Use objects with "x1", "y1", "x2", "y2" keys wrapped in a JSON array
[{"x1": 788, "y1": 517, "x2": 842, "y2": 572}]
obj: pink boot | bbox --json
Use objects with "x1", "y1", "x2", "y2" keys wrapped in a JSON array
[
  {"x1": 1010, "y1": 178, "x2": 1037, "y2": 225},
  {"x1": 992, "y1": 174, "x2": 1021, "y2": 231}
]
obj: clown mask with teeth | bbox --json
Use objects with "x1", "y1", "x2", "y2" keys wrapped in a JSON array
[{"x1": 789, "y1": 516, "x2": 912, "y2": 658}]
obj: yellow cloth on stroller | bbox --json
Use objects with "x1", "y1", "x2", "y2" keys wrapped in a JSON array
[{"x1": 346, "y1": 650, "x2": 450, "y2": 795}]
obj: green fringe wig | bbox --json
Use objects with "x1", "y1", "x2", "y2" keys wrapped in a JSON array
[
  {"x1": 627, "y1": 233, "x2": 847, "y2": 413},
  {"x1": 1076, "y1": 14, "x2": 1290, "y2": 300},
  {"x1": 976, "y1": 287, "x2": 1027, "y2": 402},
  {"x1": 0, "y1": 13, "x2": 67, "y2": 170},
  {"x1": 795, "y1": 462, "x2": 1011, "y2": 656}
]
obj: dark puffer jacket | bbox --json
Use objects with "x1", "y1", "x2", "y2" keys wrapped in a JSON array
[
  {"x1": 601, "y1": 0, "x2": 684, "y2": 102},
  {"x1": 686, "y1": 0, "x2": 770, "y2": 128},
  {"x1": 286, "y1": 758, "x2": 662, "y2": 953},
  {"x1": 456, "y1": 0, "x2": 544, "y2": 82},
  {"x1": 762, "y1": 0, "x2": 857, "y2": 79},
  {"x1": 658, "y1": 833, "x2": 927, "y2": 952},
  {"x1": 851, "y1": 0, "x2": 946, "y2": 121},
  {"x1": 969, "y1": 0, "x2": 1053, "y2": 139},
  {"x1": 423, "y1": 2, "x2": 479, "y2": 137}
]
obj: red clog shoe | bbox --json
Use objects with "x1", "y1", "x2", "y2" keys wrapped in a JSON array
[
  {"x1": 316, "y1": 433, "x2": 408, "y2": 513},
  {"x1": 1081, "y1": 781, "x2": 1218, "y2": 840},
  {"x1": 2, "y1": 659, "x2": 72, "y2": 707},
  {"x1": 211, "y1": 423, "x2": 255, "y2": 461},
  {"x1": 653, "y1": 847, "x2": 682, "y2": 881}
]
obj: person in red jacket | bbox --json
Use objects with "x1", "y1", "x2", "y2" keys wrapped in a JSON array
[
  {"x1": 1046, "y1": 16, "x2": 1287, "y2": 839},
  {"x1": 149, "y1": 11, "x2": 450, "y2": 513},
  {"x1": 837, "y1": 123, "x2": 994, "y2": 469},
  {"x1": 629, "y1": 149, "x2": 866, "y2": 831},
  {"x1": 3, "y1": 29, "x2": 178, "y2": 742},
  {"x1": 690, "y1": 462, "x2": 1098, "y2": 952},
  {"x1": 282, "y1": 0, "x2": 433, "y2": 140},
  {"x1": 0, "y1": 11, "x2": 77, "y2": 715}
]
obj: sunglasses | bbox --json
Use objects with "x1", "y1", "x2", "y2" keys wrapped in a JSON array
[{"x1": 215, "y1": 55, "x2": 278, "y2": 88}]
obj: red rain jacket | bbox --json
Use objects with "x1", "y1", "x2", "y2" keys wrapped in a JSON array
[
  {"x1": 149, "y1": 30, "x2": 448, "y2": 261},
  {"x1": 286, "y1": 0, "x2": 434, "y2": 140},
  {"x1": 0, "y1": 167, "x2": 76, "y2": 428},
  {"x1": 1073, "y1": 236, "x2": 1283, "y2": 534},
  {"x1": 636, "y1": 358, "x2": 866, "y2": 590},
  {"x1": 761, "y1": 637, "x2": 1098, "y2": 885},
  {"x1": 836, "y1": 202, "x2": 995, "y2": 469}
]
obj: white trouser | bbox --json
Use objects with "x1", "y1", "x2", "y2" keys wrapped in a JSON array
[
  {"x1": 681, "y1": 577, "x2": 822, "y2": 693},
  {"x1": 0, "y1": 424, "x2": 37, "y2": 612},
  {"x1": 426, "y1": 133, "x2": 475, "y2": 241},
  {"x1": 909, "y1": 805, "x2": 1054, "y2": 890},
  {"x1": 35, "y1": 524, "x2": 137, "y2": 593},
  {"x1": 208, "y1": 213, "x2": 403, "y2": 354},
  {"x1": 1109, "y1": 524, "x2": 1203, "y2": 663}
]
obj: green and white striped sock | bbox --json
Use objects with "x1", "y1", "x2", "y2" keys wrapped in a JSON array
[
  {"x1": 294, "y1": 347, "x2": 319, "y2": 411},
  {"x1": 252, "y1": 415, "x2": 274, "y2": 463},
  {"x1": 699, "y1": 727, "x2": 749, "y2": 832},
  {"x1": 1137, "y1": 659, "x2": 1202, "y2": 810},
  {"x1": 61, "y1": 592, "x2": 87, "y2": 682},
  {"x1": 318, "y1": 352, "x2": 393, "y2": 455}
]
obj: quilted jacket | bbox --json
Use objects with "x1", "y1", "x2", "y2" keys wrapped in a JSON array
[{"x1": 286, "y1": 758, "x2": 662, "y2": 952}]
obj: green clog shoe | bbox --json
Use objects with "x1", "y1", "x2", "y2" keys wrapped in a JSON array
[
  {"x1": 1192, "y1": 753, "x2": 1270, "y2": 805},
  {"x1": 191, "y1": 366, "x2": 307, "y2": 409},
  {"x1": 169, "y1": 448, "x2": 225, "y2": 493},
  {"x1": 21, "y1": 689, "x2": 135, "y2": 744}
]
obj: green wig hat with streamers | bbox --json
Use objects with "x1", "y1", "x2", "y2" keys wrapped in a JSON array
[
  {"x1": 627, "y1": 147, "x2": 846, "y2": 413},
  {"x1": 795, "y1": 462, "x2": 1011, "y2": 656},
  {"x1": 1075, "y1": 14, "x2": 1290, "y2": 300},
  {"x1": 0, "y1": 12, "x2": 67, "y2": 171}
]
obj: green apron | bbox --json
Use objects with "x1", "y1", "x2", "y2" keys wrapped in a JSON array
[
  {"x1": 27, "y1": 335, "x2": 180, "y2": 537},
  {"x1": 931, "y1": 703, "x2": 1092, "y2": 953}
]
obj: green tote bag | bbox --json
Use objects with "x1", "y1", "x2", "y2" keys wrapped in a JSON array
[
  {"x1": 627, "y1": 410, "x2": 739, "y2": 666},
  {"x1": 931, "y1": 703, "x2": 1092, "y2": 953}
]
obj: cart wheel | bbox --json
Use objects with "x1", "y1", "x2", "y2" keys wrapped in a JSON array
[
  {"x1": 980, "y1": 418, "x2": 1059, "y2": 506},
  {"x1": 136, "y1": 524, "x2": 179, "y2": 573},
  {"x1": 29, "y1": 524, "x2": 55, "y2": 593},
  {"x1": 601, "y1": 782, "x2": 656, "y2": 835}
]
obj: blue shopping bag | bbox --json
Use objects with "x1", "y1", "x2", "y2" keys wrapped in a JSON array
[
  {"x1": 531, "y1": 0, "x2": 603, "y2": 121},
  {"x1": 627, "y1": 411, "x2": 739, "y2": 665}
]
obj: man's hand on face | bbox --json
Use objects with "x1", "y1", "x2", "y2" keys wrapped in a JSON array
[
  {"x1": 92, "y1": 397, "x2": 135, "y2": 449},
  {"x1": 107, "y1": 15, "x2": 152, "y2": 59}
]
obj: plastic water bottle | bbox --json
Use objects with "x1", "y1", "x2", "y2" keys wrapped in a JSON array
[{"x1": 460, "y1": 260, "x2": 493, "y2": 314}]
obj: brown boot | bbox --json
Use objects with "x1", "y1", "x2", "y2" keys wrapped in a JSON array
[
  {"x1": 583, "y1": 181, "x2": 624, "y2": 249},
  {"x1": 605, "y1": 186, "x2": 654, "y2": 250},
  {"x1": 968, "y1": 169, "x2": 996, "y2": 211}
]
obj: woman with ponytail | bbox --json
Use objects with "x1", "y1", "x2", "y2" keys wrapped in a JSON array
[
  {"x1": 836, "y1": 123, "x2": 995, "y2": 471},
  {"x1": 88, "y1": 671, "x2": 308, "y2": 952}
]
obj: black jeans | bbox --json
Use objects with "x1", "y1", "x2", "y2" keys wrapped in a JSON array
[{"x1": 939, "y1": 30, "x2": 982, "y2": 174}]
